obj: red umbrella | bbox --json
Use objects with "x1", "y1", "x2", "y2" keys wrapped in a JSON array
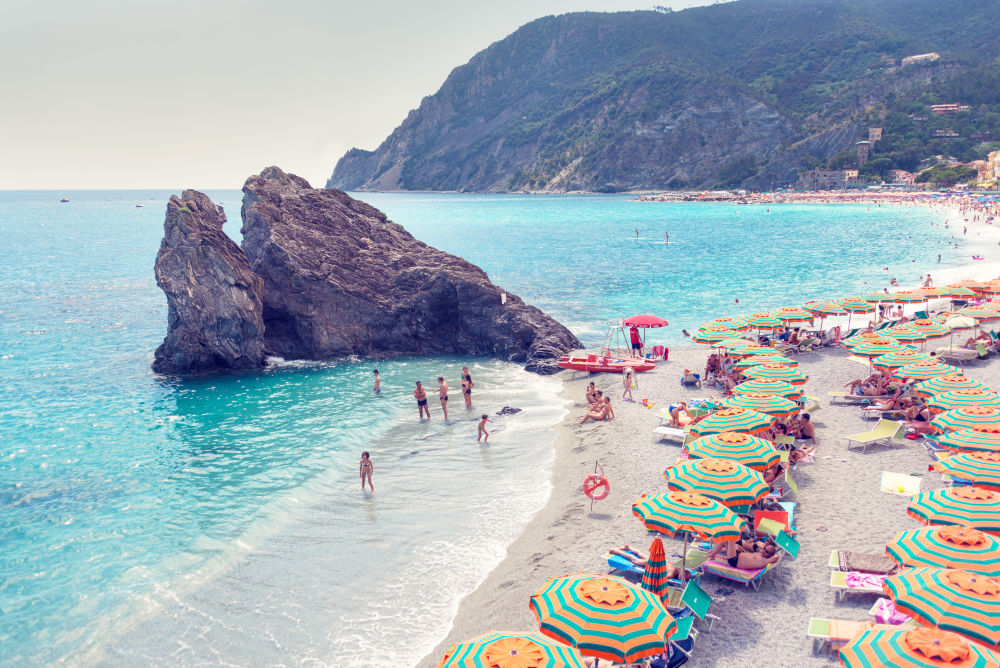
[{"x1": 624, "y1": 315, "x2": 669, "y2": 328}]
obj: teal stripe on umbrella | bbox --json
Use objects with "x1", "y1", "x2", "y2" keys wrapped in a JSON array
[
  {"x1": 843, "y1": 332, "x2": 884, "y2": 348},
  {"x1": 641, "y1": 538, "x2": 671, "y2": 600},
  {"x1": 937, "y1": 429, "x2": 1000, "y2": 454},
  {"x1": 632, "y1": 491, "x2": 745, "y2": 540},
  {"x1": 774, "y1": 306, "x2": 814, "y2": 322},
  {"x1": 879, "y1": 325, "x2": 925, "y2": 343},
  {"x1": 931, "y1": 406, "x2": 1000, "y2": 434},
  {"x1": 722, "y1": 392, "x2": 800, "y2": 418},
  {"x1": 839, "y1": 626, "x2": 1000, "y2": 668},
  {"x1": 916, "y1": 375, "x2": 989, "y2": 398},
  {"x1": 835, "y1": 297, "x2": 876, "y2": 313},
  {"x1": 733, "y1": 354, "x2": 797, "y2": 368},
  {"x1": 907, "y1": 486, "x2": 1000, "y2": 535},
  {"x1": 871, "y1": 349, "x2": 933, "y2": 370},
  {"x1": 933, "y1": 452, "x2": 1000, "y2": 491},
  {"x1": 889, "y1": 290, "x2": 928, "y2": 304},
  {"x1": 700, "y1": 316, "x2": 749, "y2": 331},
  {"x1": 731, "y1": 378, "x2": 803, "y2": 400},
  {"x1": 742, "y1": 363, "x2": 808, "y2": 385},
  {"x1": 848, "y1": 338, "x2": 908, "y2": 358},
  {"x1": 926, "y1": 389, "x2": 1000, "y2": 414},
  {"x1": 687, "y1": 407, "x2": 774, "y2": 436},
  {"x1": 883, "y1": 567, "x2": 1000, "y2": 648},
  {"x1": 438, "y1": 630, "x2": 588, "y2": 668},
  {"x1": 685, "y1": 432, "x2": 780, "y2": 471},
  {"x1": 804, "y1": 301, "x2": 846, "y2": 316},
  {"x1": 691, "y1": 328, "x2": 742, "y2": 344},
  {"x1": 894, "y1": 360, "x2": 962, "y2": 380},
  {"x1": 886, "y1": 526, "x2": 1000, "y2": 578},
  {"x1": 529, "y1": 573, "x2": 676, "y2": 663},
  {"x1": 742, "y1": 312, "x2": 783, "y2": 330},
  {"x1": 664, "y1": 457, "x2": 770, "y2": 506}
]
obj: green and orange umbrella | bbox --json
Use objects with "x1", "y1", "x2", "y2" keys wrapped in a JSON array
[
  {"x1": 804, "y1": 301, "x2": 847, "y2": 316},
  {"x1": 849, "y1": 338, "x2": 909, "y2": 358},
  {"x1": 438, "y1": 631, "x2": 588, "y2": 668},
  {"x1": 839, "y1": 626, "x2": 1000, "y2": 668},
  {"x1": 933, "y1": 452, "x2": 1000, "y2": 491},
  {"x1": 931, "y1": 406, "x2": 1000, "y2": 434},
  {"x1": 742, "y1": 363, "x2": 809, "y2": 385},
  {"x1": 733, "y1": 354, "x2": 797, "y2": 368},
  {"x1": 917, "y1": 375, "x2": 989, "y2": 398},
  {"x1": 726, "y1": 343, "x2": 776, "y2": 357},
  {"x1": 632, "y1": 491, "x2": 745, "y2": 540},
  {"x1": 663, "y1": 458, "x2": 770, "y2": 507},
  {"x1": 529, "y1": 573, "x2": 675, "y2": 663},
  {"x1": 958, "y1": 307, "x2": 1000, "y2": 322},
  {"x1": 685, "y1": 432, "x2": 780, "y2": 471},
  {"x1": 843, "y1": 331, "x2": 883, "y2": 349},
  {"x1": 836, "y1": 296, "x2": 877, "y2": 313},
  {"x1": 862, "y1": 291, "x2": 892, "y2": 303},
  {"x1": 731, "y1": 378, "x2": 803, "y2": 400},
  {"x1": 691, "y1": 327, "x2": 743, "y2": 344},
  {"x1": 884, "y1": 567, "x2": 1000, "y2": 648},
  {"x1": 937, "y1": 429, "x2": 1000, "y2": 454},
  {"x1": 886, "y1": 526, "x2": 1000, "y2": 578},
  {"x1": 742, "y1": 312, "x2": 783, "y2": 330},
  {"x1": 907, "y1": 486, "x2": 1000, "y2": 536},
  {"x1": 701, "y1": 316, "x2": 749, "y2": 331},
  {"x1": 687, "y1": 407, "x2": 774, "y2": 437},
  {"x1": 890, "y1": 290, "x2": 929, "y2": 304},
  {"x1": 908, "y1": 319, "x2": 952, "y2": 341},
  {"x1": 943, "y1": 284, "x2": 981, "y2": 298},
  {"x1": 880, "y1": 325, "x2": 926, "y2": 343},
  {"x1": 895, "y1": 360, "x2": 962, "y2": 381},
  {"x1": 721, "y1": 392, "x2": 800, "y2": 418},
  {"x1": 774, "y1": 306, "x2": 815, "y2": 323},
  {"x1": 640, "y1": 537, "x2": 671, "y2": 601},
  {"x1": 926, "y1": 389, "x2": 1000, "y2": 414},
  {"x1": 872, "y1": 349, "x2": 933, "y2": 370}
]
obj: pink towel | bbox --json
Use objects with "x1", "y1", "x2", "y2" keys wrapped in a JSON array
[
  {"x1": 873, "y1": 598, "x2": 912, "y2": 625},
  {"x1": 845, "y1": 571, "x2": 886, "y2": 590}
]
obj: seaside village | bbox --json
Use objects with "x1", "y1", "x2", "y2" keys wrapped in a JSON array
[{"x1": 439, "y1": 274, "x2": 1000, "y2": 667}]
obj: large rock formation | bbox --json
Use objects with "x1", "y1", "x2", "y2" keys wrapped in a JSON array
[
  {"x1": 153, "y1": 169, "x2": 579, "y2": 375},
  {"x1": 153, "y1": 191, "x2": 266, "y2": 374},
  {"x1": 240, "y1": 166, "x2": 579, "y2": 373}
]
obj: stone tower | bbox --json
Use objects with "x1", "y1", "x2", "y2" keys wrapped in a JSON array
[{"x1": 856, "y1": 141, "x2": 871, "y2": 168}]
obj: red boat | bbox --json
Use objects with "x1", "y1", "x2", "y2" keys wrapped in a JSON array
[{"x1": 557, "y1": 354, "x2": 656, "y2": 373}]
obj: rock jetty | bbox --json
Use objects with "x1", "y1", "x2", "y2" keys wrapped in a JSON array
[{"x1": 153, "y1": 167, "x2": 579, "y2": 375}]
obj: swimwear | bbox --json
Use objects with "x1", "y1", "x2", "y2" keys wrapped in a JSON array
[
  {"x1": 727, "y1": 554, "x2": 740, "y2": 568},
  {"x1": 632, "y1": 342, "x2": 641, "y2": 350},
  {"x1": 441, "y1": 395, "x2": 448, "y2": 402},
  {"x1": 464, "y1": 389, "x2": 472, "y2": 395},
  {"x1": 417, "y1": 398, "x2": 427, "y2": 406}
]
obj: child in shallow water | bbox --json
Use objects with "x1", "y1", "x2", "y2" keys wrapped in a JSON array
[
  {"x1": 478, "y1": 414, "x2": 493, "y2": 442},
  {"x1": 359, "y1": 451, "x2": 374, "y2": 492}
]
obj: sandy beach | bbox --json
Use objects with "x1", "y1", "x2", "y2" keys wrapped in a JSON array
[{"x1": 420, "y1": 342, "x2": 1000, "y2": 667}]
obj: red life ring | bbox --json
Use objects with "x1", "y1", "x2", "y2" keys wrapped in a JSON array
[{"x1": 583, "y1": 473, "x2": 610, "y2": 500}]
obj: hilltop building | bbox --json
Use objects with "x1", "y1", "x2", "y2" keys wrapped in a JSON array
[
  {"x1": 989, "y1": 150, "x2": 1000, "y2": 182},
  {"x1": 869, "y1": 128, "x2": 882, "y2": 143},
  {"x1": 930, "y1": 103, "x2": 971, "y2": 114},
  {"x1": 902, "y1": 52, "x2": 940, "y2": 66},
  {"x1": 856, "y1": 141, "x2": 871, "y2": 168},
  {"x1": 888, "y1": 170, "x2": 916, "y2": 185},
  {"x1": 799, "y1": 169, "x2": 859, "y2": 190}
]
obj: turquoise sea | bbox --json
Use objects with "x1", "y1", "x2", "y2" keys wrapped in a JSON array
[{"x1": 0, "y1": 190, "x2": 980, "y2": 665}]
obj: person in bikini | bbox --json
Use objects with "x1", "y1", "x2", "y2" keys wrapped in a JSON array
[
  {"x1": 434, "y1": 376, "x2": 449, "y2": 420},
  {"x1": 622, "y1": 368, "x2": 635, "y2": 402},
  {"x1": 414, "y1": 381, "x2": 430, "y2": 420},
  {"x1": 359, "y1": 451, "x2": 374, "y2": 492},
  {"x1": 585, "y1": 382, "x2": 599, "y2": 405},
  {"x1": 461, "y1": 366, "x2": 474, "y2": 409}
]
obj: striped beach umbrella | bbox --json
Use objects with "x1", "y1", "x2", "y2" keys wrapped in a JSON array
[
  {"x1": 907, "y1": 486, "x2": 1000, "y2": 535},
  {"x1": 529, "y1": 573, "x2": 675, "y2": 663},
  {"x1": 713, "y1": 337, "x2": 755, "y2": 351},
  {"x1": 733, "y1": 354, "x2": 797, "y2": 369},
  {"x1": 687, "y1": 407, "x2": 774, "y2": 437},
  {"x1": 663, "y1": 458, "x2": 770, "y2": 507},
  {"x1": 700, "y1": 316, "x2": 749, "y2": 331},
  {"x1": 438, "y1": 631, "x2": 588, "y2": 668},
  {"x1": 840, "y1": 626, "x2": 1000, "y2": 668},
  {"x1": 691, "y1": 327, "x2": 742, "y2": 344},
  {"x1": 884, "y1": 567, "x2": 1000, "y2": 648},
  {"x1": 774, "y1": 306, "x2": 815, "y2": 323},
  {"x1": 917, "y1": 375, "x2": 989, "y2": 398},
  {"x1": 915, "y1": 287, "x2": 952, "y2": 300},
  {"x1": 930, "y1": 407, "x2": 1000, "y2": 434},
  {"x1": 804, "y1": 301, "x2": 847, "y2": 316},
  {"x1": 937, "y1": 429, "x2": 1000, "y2": 454},
  {"x1": 887, "y1": 526, "x2": 1000, "y2": 578},
  {"x1": 731, "y1": 378, "x2": 802, "y2": 400},
  {"x1": 944, "y1": 284, "x2": 980, "y2": 298},
  {"x1": 872, "y1": 350, "x2": 933, "y2": 370},
  {"x1": 890, "y1": 290, "x2": 928, "y2": 304},
  {"x1": 728, "y1": 344, "x2": 777, "y2": 358},
  {"x1": 849, "y1": 338, "x2": 908, "y2": 358},
  {"x1": 895, "y1": 360, "x2": 962, "y2": 380},
  {"x1": 927, "y1": 389, "x2": 1000, "y2": 414},
  {"x1": 843, "y1": 331, "x2": 883, "y2": 348},
  {"x1": 933, "y1": 452, "x2": 1000, "y2": 491},
  {"x1": 836, "y1": 296, "x2": 877, "y2": 313},
  {"x1": 742, "y1": 363, "x2": 809, "y2": 385},
  {"x1": 742, "y1": 312, "x2": 783, "y2": 331},
  {"x1": 862, "y1": 291, "x2": 892, "y2": 303},
  {"x1": 958, "y1": 307, "x2": 1000, "y2": 322},
  {"x1": 722, "y1": 392, "x2": 800, "y2": 418},
  {"x1": 685, "y1": 432, "x2": 780, "y2": 471},
  {"x1": 640, "y1": 538, "x2": 671, "y2": 601},
  {"x1": 938, "y1": 314, "x2": 978, "y2": 331},
  {"x1": 632, "y1": 491, "x2": 745, "y2": 540},
  {"x1": 909, "y1": 319, "x2": 952, "y2": 341},
  {"x1": 879, "y1": 325, "x2": 927, "y2": 343}
]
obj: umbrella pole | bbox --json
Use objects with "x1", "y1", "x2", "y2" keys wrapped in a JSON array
[{"x1": 681, "y1": 532, "x2": 689, "y2": 584}]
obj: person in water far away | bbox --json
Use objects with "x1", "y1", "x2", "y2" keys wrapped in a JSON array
[
  {"x1": 434, "y1": 376, "x2": 449, "y2": 420},
  {"x1": 414, "y1": 381, "x2": 430, "y2": 420}
]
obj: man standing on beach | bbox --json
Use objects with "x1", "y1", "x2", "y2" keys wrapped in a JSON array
[
  {"x1": 629, "y1": 325, "x2": 642, "y2": 356},
  {"x1": 414, "y1": 381, "x2": 430, "y2": 420},
  {"x1": 434, "y1": 376, "x2": 449, "y2": 420}
]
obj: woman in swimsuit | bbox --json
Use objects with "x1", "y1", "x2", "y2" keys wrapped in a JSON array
[
  {"x1": 359, "y1": 451, "x2": 374, "y2": 492},
  {"x1": 462, "y1": 366, "x2": 474, "y2": 409}
]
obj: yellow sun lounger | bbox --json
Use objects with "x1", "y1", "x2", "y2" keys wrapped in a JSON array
[{"x1": 843, "y1": 419, "x2": 905, "y2": 454}]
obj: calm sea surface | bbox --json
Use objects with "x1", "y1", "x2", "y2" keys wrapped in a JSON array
[{"x1": 0, "y1": 190, "x2": 973, "y2": 665}]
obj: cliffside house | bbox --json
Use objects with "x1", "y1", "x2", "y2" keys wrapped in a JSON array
[
  {"x1": 930, "y1": 103, "x2": 971, "y2": 114},
  {"x1": 799, "y1": 169, "x2": 859, "y2": 190},
  {"x1": 888, "y1": 170, "x2": 916, "y2": 185},
  {"x1": 868, "y1": 128, "x2": 883, "y2": 142},
  {"x1": 902, "y1": 52, "x2": 940, "y2": 66},
  {"x1": 988, "y1": 150, "x2": 1000, "y2": 182}
]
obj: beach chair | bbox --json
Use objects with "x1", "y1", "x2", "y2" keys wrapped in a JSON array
[
  {"x1": 937, "y1": 348, "x2": 978, "y2": 365},
  {"x1": 678, "y1": 577, "x2": 719, "y2": 631},
  {"x1": 828, "y1": 550, "x2": 899, "y2": 575},
  {"x1": 700, "y1": 554, "x2": 783, "y2": 590},
  {"x1": 843, "y1": 419, "x2": 904, "y2": 453},
  {"x1": 974, "y1": 342, "x2": 992, "y2": 359},
  {"x1": 830, "y1": 570, "x2": 888, "y2": 603},
  {"x1": 807, "y1": 618, "x2": 874, "y2": 654},
  {"x1": 914, "y1": 310, "x2": 928, "y2": 320},
  {"x1": 654, "y1": 426, "x2": 687, "y2": 444},
  {"x1": 828, "y1": 391, "x2": 872, "y2": 406},
  {"x1": 868, "y1": 598, "x2": 917, "y2": 626}
]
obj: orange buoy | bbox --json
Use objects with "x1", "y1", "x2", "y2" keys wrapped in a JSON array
[{"x1": 583, "y1": 473, "x2": 610, "y2": 500}]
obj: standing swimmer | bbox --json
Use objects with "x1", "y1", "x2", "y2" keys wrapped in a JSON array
[
  {"x1": 434, "y1": 376, "x2": 449, "y2": 420},
  {"x1": 461, "y1": 366, "x2": 474, "y2": 410},
  {"x1": 478, "y1": 414, "x2": 494, "y2": 442},
  {"x1": 359, "y1": 451, "x2": 374, "y2": 492},
  {"x1": 373, "y1": 369, "x2": 381, "y2": 395},
  {"x1": 414, "y1": 381, "x2": 430, "y2": 420}
]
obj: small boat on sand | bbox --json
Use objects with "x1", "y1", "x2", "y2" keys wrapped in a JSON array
[{"x1": 557, "y1": 354, "x2": 656, "y2": 373}]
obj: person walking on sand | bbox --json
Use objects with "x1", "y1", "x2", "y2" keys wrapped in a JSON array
[
  {"x1": 478, "y1": 414, "x2": 493, "y2": 442},
  {"x1": 372, "y1": 369, "x2": 381, "y2": 395},
  {"x1": 622, "y1": 368, "x2": 634, "y2": 402},
  {"x1": 434, "y1": 376, "x2": 449, "y2": 419},
  {"x1": 414, "y1": 381, "x2": 430, "y2": 420},
  {"x1": 359, "y1": 451, "x2": 374, "y2": 492},
  {"x1": 461, "y1": 366, "x2": 473, "y2": 409}
]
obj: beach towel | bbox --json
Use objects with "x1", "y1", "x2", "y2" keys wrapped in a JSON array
[
  {"x1": 880, "y1": 471, "x2": 921, "y2": 497},
  {"x1": 845, "y1": 571, "x2": 886, "y2": 590},
  {"x1": 872, "y1": 598, "x2": 912, "y2": 625},
  {"x1": 837, "y1": 551, "x2": 899, "y2": 575}
]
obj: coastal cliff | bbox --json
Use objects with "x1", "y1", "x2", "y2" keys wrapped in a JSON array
[
  {"x1": 153, "y1": 168, "x2": 580, "y2": 375},
  {"x1": 153, "y1": 191, "x2": 266, "y2": 374}
]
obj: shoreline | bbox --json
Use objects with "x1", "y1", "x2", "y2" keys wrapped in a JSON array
[{"x1": 418, "y1": 202, "x2": 1000, "y2": 667}]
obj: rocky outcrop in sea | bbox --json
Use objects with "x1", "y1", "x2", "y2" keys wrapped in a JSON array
[{"x1": 153, "y1": 168, "x2": 580, "y2": 375}]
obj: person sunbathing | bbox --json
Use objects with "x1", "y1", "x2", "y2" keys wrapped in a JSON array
[
  {"x1": 791, "y1": 413, "x2": 818, "y2": 444},
  {"x1": 681, "y1": 369, "x2": 701, "y2": 387},
  {"x1": 706, "y1": 533, "x2": 780, "y2": 570},
  {"x1": 576, "y1": 397, "x2": 613, "y2": 424},
  {"x1": 610, "y1": 545, "x2": 681, "y2": 579},
  {"x1": 789, "y1": 444, "x2": 815, "y2": 464},
  {"x1": 844, "y1": 378, "x2": 886, "y2": 396},
  {"x1": 762, "y1": 462, "x2": 784, "y2": 485}
]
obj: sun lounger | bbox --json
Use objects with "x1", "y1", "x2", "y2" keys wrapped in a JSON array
[
  {"x1": 937, "y1": 348, "x2": 978, "y2": 365},
  {"x1": 678, "y1": 577, "x2": 719, "y2": 631},
  {"x1": 828, "y1": 391, "x2": 873, "y2": 406},
  {"x1": 701, "y1": 554, "x2": 782, "y2": 590},
  {"x1": 807, "y1": 618, "x2": 875, "y2": 654},
  {"x1": 654, "y1": 426, "x2": 687, "y2": 444},
  {"x1": 828, "y1": 550, "x2": 899, "y2": 575},
  {"x1": 830, "y1": 570, "x2": 887, "y2": 603},
  {"x1": 843, "y1": 419, "x2": 904, "y2": 453}
]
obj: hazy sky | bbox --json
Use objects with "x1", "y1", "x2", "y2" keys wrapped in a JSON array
[{"x1": 0, "y1": 0, "x2": 706, "y2": 190}]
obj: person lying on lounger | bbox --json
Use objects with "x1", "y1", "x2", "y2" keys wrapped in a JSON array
[
  {"x1": 680, "y1": 369, "x2": 701, "y2": 387},
  {"x1": 706, "y1": 532, "x2": 780, "y2": 570},
  {"x1": 609, "y1": 545, "x2": 681, "y2": 579}
]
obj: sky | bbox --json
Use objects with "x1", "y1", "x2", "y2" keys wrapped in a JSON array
[{"x1": 0, "y1": 0, "x2": 706, "y2": 190}]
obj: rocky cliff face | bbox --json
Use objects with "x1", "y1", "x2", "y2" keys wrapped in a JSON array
[
  {"x1": 153, "y1": 191, "x2": 265, "y2": 374},
  {"x1": 153, "y1": 169, "x2": 580, "y2": 375},
  {"x1": 240, "y1": 167, "x2": 580, "y2": 373}
]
